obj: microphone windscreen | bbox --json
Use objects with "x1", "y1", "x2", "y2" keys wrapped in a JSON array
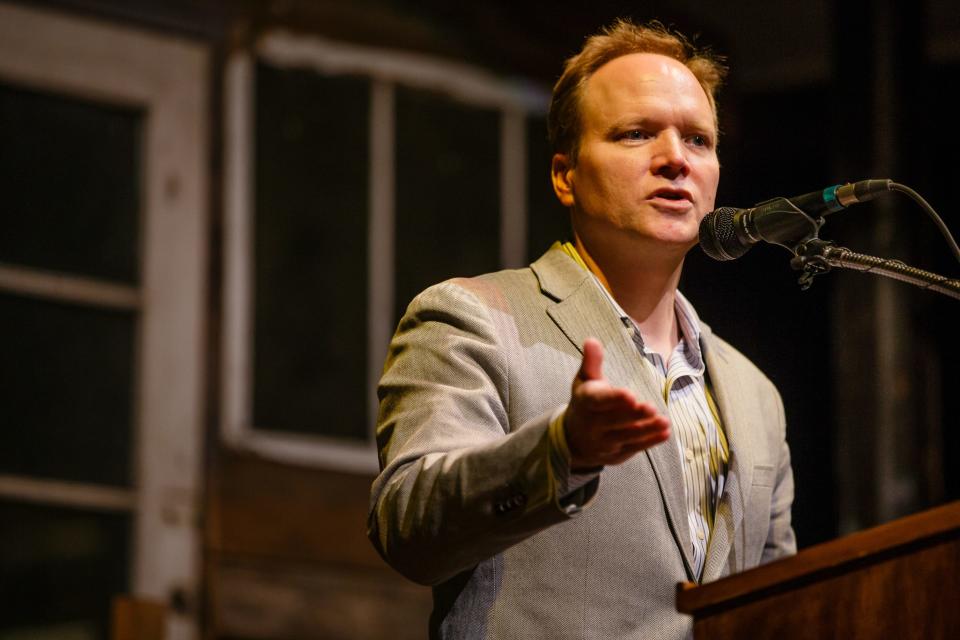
[{"x1": 699, "y1": 207, "x2": 750, "y2": 261}]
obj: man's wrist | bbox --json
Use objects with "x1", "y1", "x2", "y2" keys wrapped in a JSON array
[{"x1": 549, "y1": 408, "x2": 602, "y2": 496}]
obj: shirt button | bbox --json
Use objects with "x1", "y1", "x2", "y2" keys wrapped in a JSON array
[
  {"x1": 696, "y1": 529, "x2": 705, "y2": 540},
  {"x1": 685, "y1": 448, "x2": 694, "y2": 461}
]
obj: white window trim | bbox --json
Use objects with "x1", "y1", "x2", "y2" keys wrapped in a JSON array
[
  {"x1": 0, "y1": 474, "x2": 137, "y2": 512},
  {"x1": 0, "y1": 4, "x2": 208, "y2": 640},
  {"x1": 222, "y1": 32, "x2": 547, "y2": 473},
  {"x1": 0, "y1": 262, "x2": 141, "y2": 310}
]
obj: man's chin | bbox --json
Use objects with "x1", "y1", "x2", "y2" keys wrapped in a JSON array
[{"x1": 628, "y1": 225, "x2": 699, "y2": 249}]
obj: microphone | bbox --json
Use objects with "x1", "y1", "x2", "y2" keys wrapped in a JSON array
[{"x1": 699, "y1": 179, "x2": 892, "y2": 261}]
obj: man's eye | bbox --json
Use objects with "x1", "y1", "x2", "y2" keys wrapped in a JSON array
[
  {"x1": 624, "y1": 130, "x2": 651, "y2": 141},
  {"x1": 687, "y1": 134, "x2": 710, "y2": 147}
]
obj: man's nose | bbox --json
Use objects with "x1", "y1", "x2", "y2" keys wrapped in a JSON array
[{"x1": 651, "y1": 132, "x2": 689, "y2": 178}]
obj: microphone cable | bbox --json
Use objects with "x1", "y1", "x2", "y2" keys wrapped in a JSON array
[{"x1": 888, "y1": 182, "x2": 960, "y2": 263}]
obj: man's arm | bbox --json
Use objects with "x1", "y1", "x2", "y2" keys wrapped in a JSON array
[
  {"x1": 368, "y1": 281, "x2": 576, "y2": 585},
  {"x1": 368, "y1": 281, "x2": 671, "y2": 584}
]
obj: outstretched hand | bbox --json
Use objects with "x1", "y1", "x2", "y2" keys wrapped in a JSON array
[{"x1": 564, "y1": 338, "x2": 670, "y2": 471}]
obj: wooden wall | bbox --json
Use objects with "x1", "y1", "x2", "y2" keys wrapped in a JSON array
[{"x1": 205, "y1": 452, "x2": 431, "y2": 639}]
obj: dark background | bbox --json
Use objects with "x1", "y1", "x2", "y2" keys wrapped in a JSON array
[
  {"x1": 21, "y1": 0, "x2": 960, "y2": 554},
  {"x1": 3, "y1": 1, "x2": 958, "y2": 636}
]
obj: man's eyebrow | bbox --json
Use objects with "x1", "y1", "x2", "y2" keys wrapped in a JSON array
[{"x1": 608, "y1": 116, "x2": 656, "y2": 130}]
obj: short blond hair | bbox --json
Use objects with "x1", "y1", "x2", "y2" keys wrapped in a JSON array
[{"x1": 548, "y1": 19, "x2": 727, "y2": 161}]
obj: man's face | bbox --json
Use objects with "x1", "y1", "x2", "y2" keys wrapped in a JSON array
[{"x1": 553, "y1": 53, "x2": 720, "y2": 253}]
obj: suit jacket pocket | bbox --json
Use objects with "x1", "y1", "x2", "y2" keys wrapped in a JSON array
[
  {"x1": 753, "y1": 464, "x2": 775, "y2": 488},
  {"x1": 744, "y1": 465, "x2": 775, "y2": 567}
]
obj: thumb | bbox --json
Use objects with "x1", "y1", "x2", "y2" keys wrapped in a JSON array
[{"x1": 577, "y1": 337, "x2": 605, "y2": 382}]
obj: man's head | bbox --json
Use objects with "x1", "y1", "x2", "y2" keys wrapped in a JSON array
[
  {"x1": 548, "y1": 19, "x2": 726, "y2": 163},
  {"x1": 549, "y1": 20, "x2": 727, "y2": 256}
]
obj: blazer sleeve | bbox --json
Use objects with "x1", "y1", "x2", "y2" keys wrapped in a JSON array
[
  {"x1": 761, "y1": 388, "x2": 797, "y2": 563},
  {"x1": 367, "y1": 280, "x2": 586, "y2": 585}
]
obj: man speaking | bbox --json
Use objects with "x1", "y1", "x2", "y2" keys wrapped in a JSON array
[{"x1": 369, "y1": 19, "x2": 796, "y2": 639}]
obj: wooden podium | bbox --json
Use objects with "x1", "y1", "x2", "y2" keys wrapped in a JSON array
[{"x1": 676, "y1": 501, "x2": 960, "y2": 639}]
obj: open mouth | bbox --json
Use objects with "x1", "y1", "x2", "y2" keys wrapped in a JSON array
[{"x1": 649, "y1": 188, "x2": 692, "y2": 203}]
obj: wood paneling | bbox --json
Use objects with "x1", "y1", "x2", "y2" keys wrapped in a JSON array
[
  {"x1": 111, "y1": 596, "x2": 166, "y2": 640},
  {"x1": 678, "y1": 502, "x2": 960, "y2": 639},
  {"x1": 210, "y1": 558, "x2": 430, "y2": 640},
  {"x1": 208, "y1": 451, "x2": 386, "y2": 569},
  {"x1": 206, "y1": 451, "x2": 432, "y2": 639}
]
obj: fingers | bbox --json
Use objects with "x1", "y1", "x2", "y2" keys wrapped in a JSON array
[
  {"x1": 602, "y1": 415, "x2": 671, "y2": 445},
  {"x1": 577, "y1": 337, "x2": 604, "y2": 382},
  {"x1": 567, "y1": 420, "x2": 670, "y2": 469},
  {"x1": 583, "y1": 417, "x2": 671, "y2": 467},
  {"x1": 564, "y1": 401, "x2": 669, "y2": 464},
  {"x1": 603, "y1": 434, "x2": 672, "y2": 466},
  {"x1": 573, "y1": 387, "x2": 658, "y2": 421},
  {"x1": 572, "y1": 381, "x2": 637, "y2": 411}
]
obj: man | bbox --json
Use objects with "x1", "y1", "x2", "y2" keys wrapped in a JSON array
[{"x1": 368, "y1": 19, "x2": 796, "y2": 640}]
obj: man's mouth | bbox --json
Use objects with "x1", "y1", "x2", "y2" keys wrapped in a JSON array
[{"x1": 648, "y1": 188, "x2": 693, "y2": 204}]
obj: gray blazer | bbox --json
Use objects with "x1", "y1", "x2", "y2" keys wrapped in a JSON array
[{"x1": 369, "y1": 244, "x2": 796, "y2": 639}]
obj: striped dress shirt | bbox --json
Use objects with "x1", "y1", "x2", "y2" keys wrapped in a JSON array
[
  {"x1": 559, "y1": 244, "x2": 729, "y2": 580},
  {"x1": 623, "y1": 294, "x2": 729, "y2": 581}
]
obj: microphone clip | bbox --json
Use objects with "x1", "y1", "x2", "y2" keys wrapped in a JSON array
[
  {"x1": 744, "y1": 197, "x2": 823, "y2": 254},
  {"x1": 790, "y1": 238, "x2": 836, "y2": 290}
]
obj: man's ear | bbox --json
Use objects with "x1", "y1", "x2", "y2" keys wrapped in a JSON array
[{"x1": 551, "y1": 153, "x2": 575, "y2": 208}]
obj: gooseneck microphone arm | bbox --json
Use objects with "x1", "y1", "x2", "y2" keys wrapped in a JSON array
[{"x1": 791, "y1": 239, "x2": 960, "y2": 301}]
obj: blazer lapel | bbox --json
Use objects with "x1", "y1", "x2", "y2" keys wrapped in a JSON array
[
  {"x1": 533, "y1": 246, "x2": 697, "y2": 581},
  {"x1": 642, "y1": 409, "x2": 697, "y2": 581},
  {"x1": 700, "y1": 327, "x2": 755, "y2": 582}
]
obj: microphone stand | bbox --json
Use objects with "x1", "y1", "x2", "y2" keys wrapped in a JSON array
[{"x1": 791, "y1": 238, "x2": 960, "y2": 301}]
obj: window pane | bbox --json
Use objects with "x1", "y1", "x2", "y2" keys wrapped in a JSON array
[
  {"x1": 0, "y1": 499, "x2": 130, "y2": 640},
  {"x1": 252, "y1": 62, "x2": 370, "y2": 440},
  {"x1": 526, "y1": 114, "x2": 570, "y2": 260},
  {"x1": 0, "y1": 82, "x2": 141, "y2": 284},
  {"x1": 0, "y1": 294, "x2": 135, "y2": 487},
  {"x1": 394, "y1": 87, "x2": 501, "y2": 323}
]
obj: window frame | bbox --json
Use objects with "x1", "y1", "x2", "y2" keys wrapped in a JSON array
[
  {"x1": 0, "y1": 4, "x2": 209, "y2": 638},
  {"x1": 222, "y1": 31, "x2": 547, "y2": 473}
]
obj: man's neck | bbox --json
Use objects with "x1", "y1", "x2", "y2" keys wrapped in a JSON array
[{"x1": 574, "y1": 234, "x2": 685, "y2": 361}]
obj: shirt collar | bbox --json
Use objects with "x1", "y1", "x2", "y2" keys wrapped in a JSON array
[
  {"x1": 561, "y1": 241, "x2": 705, "y2": 368},
  {"x1": 673, "y1": 290, "x2": 704, "y2": 366}
]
